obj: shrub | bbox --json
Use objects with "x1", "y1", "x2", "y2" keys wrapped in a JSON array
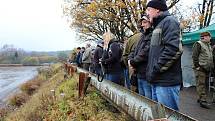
[
  {"x1": 20, "y1": 76, "x2": 46, "y2": 95},
  {"x1": 8, "y1": 93, "x2": 29, "y2": 107},
  {"x1": 38, "y1": 56, "x2": 58, "y2": 64},
  {"x1": 0, "y1": 108, "x2": 8, "y2": 120},
  {"x1": 21, "y1": 57, "x2": 39, "y2": 65}
]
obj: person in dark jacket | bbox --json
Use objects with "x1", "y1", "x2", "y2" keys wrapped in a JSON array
[
  {"x1": 128, "y1": 15, "x2": 152, "y2": 99},
  {"x1": 76, "y1": 47, "x2": 82, "y2": 67},
  {"x1": 101, "y1": 32, "x2": 122, "y2": 84},
  {"x1": 94, "y1": 41, "x2": 104, "y2": 75},
  {"x1": 146, "y1": 0, "x2": 183, "y2": 111},
  {"x1": 79, "y1": 47, "x2": 85, "y2": 68}
]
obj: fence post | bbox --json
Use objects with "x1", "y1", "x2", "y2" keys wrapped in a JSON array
[{"x1": 79, "y1": 72, "x2": 86, "y2": 98}]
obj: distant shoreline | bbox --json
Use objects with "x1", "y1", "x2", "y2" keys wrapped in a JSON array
[{"x1": 0, "y1": 64, "x2": 50, "y2": 67}]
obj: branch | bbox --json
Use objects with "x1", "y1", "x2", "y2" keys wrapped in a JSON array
[
  {"x1": 207, "y1": 0, "x2": 214, "y2": 26},
  {"x1": 168, "y1": 0, "x2": 180, "y2": 9}
]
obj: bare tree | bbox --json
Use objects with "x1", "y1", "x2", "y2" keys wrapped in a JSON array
[{"x1": 198, "y1": 0, "x2": 214, "y2": 28}]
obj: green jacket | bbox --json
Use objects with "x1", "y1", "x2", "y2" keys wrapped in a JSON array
[
  {"x1": 192, "y1": 40, "x2": 214, "y2": 71},
  {"x1": 122, "y1": 32, "x2": 142, "y2": 67}
]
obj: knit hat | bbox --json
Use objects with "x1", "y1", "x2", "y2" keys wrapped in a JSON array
[
  {"x1": 146, "y1": 0, "x2": 168, "y2": 11},
  {"x1": 140, "y1": 14, "x2": 150, "y2": 22},
  {"x1": 200, "y1": 31, "x2": 211, "y2": 37}
]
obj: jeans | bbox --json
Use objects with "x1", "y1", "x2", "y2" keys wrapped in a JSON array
[
  {"x1": 95, "y1": 66, "x2": 102, "y2": 75},
  {"x1": 106, "y1": 73, "x2": 121, "y2": 84},
  {"x1": 138, "y1": 79, "x2": 152, "y2": 99},
  {"x1": 151, "y1": 84, "x2": 180, "y2": 111},
  {"x1": 124, "y1": 69, "x2": 131, "y2": 89}
]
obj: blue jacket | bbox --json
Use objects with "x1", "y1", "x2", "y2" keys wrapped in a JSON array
[
  {"x1": 76, "y1": 52, "x2": 81, "y2": 66},
  {"x1": 146, "y1": 11, "x2": 183, "y2": 86}
]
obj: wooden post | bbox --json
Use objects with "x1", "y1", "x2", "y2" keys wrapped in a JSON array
[
  {"x1": 79, "y1": 72, "x2": 86, "y2": 98},
  {"x1": 64, "y1": 63, "x2": 68, "y2": 73},
  {"x1": 83, "y1": 73, "x2": 91, "y2": 96}
]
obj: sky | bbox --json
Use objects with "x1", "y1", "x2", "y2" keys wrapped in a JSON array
[
  {"x1": 0, "y1": 0, "x2": 205, "y2": 51},
  {"x1": 0, "y1": 0, "x2": 79, "y2": 51}
]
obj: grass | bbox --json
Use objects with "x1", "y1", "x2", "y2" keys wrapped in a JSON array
[
  {"x1": 44, "y1": 75, "x2": 130, "y2": 121},
  {"x1": 5, "y1": 71, "x2": 65, "y2": 121}
]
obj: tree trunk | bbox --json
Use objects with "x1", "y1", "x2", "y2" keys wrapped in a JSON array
[
  {"x1": 200, "y1": 0, "x2": 207, "y2": 29},
  {"x1": 206, "y1": 0, "x2": 214, "y2": 26}
]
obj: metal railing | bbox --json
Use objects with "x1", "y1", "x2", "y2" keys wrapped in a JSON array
[{"x1": 65, "y1": 63, "x2": 197, "y2": 121}]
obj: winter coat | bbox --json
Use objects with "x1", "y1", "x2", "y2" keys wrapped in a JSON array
[
  {"x1": 94, "y1": 45, "x2": 103, "y2": 68},
  {"x1": 192, "y1": 40, "x2": 214, "y2": 72},
  {"x1": 76, "y1": 52, "x2": 81, "y2": 65},
  {"x1": 123, "y1": 32, "x2": 142, "y2": 67},
  {"x1": 128, "y1": 28, "x2": 152, "y2": 79},
  {"x1": 102, "y1": 39, "x2": 122, "y2": 74},
  {"x1": 82, "y1": 47, "x2": 92, "y2": 64},
  {"x1": 146, "y1": 11, "x2": 183, "y2": 86}
]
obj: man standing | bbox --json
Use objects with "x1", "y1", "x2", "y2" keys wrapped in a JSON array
[
  {"x1": 82, "y1": 44, "x2": 92, "y2": 71},
  {"x1": 146, "y1": 0, "x2": 183, "y2": 110},
  {"x1": 123, "y1": 33, "x2": 141, "y2": 89},
  {"x1": 192, "y1": 32, "x2": 213, "y2": 109},
  {"x1": 94, "y1": 41, "x2": 104, "y2": 75},
  {"x1": 128, "y1": 15, "x2": 153, "y2": 99},
  {"x1": 123, "y1": 21, "x2": 143, "y2": 91},
  {"x1": 76, "y1": 47, "x2": 82, "y2": 67}
]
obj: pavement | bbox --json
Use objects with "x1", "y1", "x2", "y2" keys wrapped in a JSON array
[{"x1": 179, "y1": 87, "x2": 215, "y2": 121}]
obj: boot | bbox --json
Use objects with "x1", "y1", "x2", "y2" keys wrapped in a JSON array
[
  {"x1": 199, "y1": 101, "x2": 210, "y2": 109},
  {"x1": 197, "y1": 99, "x2": 200, "y2": 103}
]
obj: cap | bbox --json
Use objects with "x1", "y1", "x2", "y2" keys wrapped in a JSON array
[
  {"x1": 146, "y1": 0, "x2": 168, "y2": 11},
  {"x1": 200, "y1": 32, "x2": 211, "y2": 37}
]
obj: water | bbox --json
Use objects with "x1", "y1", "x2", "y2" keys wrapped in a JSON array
[{"x1": 0, "y1": 66, "x2": 38, "y2": 104}]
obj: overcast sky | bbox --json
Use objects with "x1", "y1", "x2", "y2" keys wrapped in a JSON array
[
  {"x1": 0, "y1": 0, "x2": 204, "y2": 51},
  {"x1": 0, "y1": 0, "x2": 80, "y2": 51}
]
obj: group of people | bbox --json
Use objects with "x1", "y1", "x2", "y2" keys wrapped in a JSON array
[
  {"x1": 70, "y1": 0, "x2": 214, "y2": 111},
  {"x1": 69, "y1": 44, "x2": 94, "y2": 71}
]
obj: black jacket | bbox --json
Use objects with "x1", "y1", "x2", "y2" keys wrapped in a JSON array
[
  {"x1": 128, "y1": 28, "x2": 152, "y2": 79},
  {"x1": 146, "y1": 11, "x2": 183, "y2": 86},
  {"x1": 93, "y1": 45, "x2": 103, "y2": 67},
  {"x1": 102, "y1": 39, "x2": 122, "y2": 74}
]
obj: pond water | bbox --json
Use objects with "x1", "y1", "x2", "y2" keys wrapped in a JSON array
[{"x1": 0, "y1": 66, "x2": 38, "y2": 104}]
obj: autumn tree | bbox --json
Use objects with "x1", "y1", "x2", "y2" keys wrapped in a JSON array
[
  {"x1": 198, "y1": 0, "x2": 214, "y2": 28},
  {"x1": 176, "y1": 0, "x2": 214, "y2": 31},
  {"x1": 63, "y1": 0, "x2": 180, "y2": 42}
]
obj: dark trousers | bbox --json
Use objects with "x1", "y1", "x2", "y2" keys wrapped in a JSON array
[
  {"x1": 194, "y1": 69, "x2": 208, "y2": 101},
  {"x1": 83, "y1": 63, "x2": 90, "y2": 71}
]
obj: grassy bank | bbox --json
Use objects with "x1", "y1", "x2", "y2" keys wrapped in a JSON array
[{"x1": 1, "y1": 64, "x2": 130, "y2": 121}]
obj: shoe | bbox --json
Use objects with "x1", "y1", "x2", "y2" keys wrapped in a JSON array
[
  {"x1": 197, "y1": 99, "x2": 200, "y2": 103},
  {"x1": 199, "y1": 101, "x2": 210, "y2": 109}
]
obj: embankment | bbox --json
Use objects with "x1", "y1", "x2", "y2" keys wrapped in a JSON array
[{"x1": 1, "y1": 64, "x2": 130, "y2": 121}]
